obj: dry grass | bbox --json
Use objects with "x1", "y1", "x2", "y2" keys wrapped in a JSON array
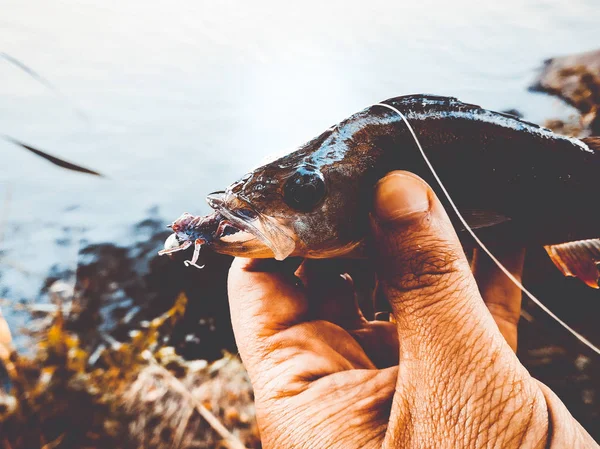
[{"x1": 0, "y1": 294, "x2": 260, "y2": 449}]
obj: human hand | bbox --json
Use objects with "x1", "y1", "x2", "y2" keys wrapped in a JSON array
[{"x1": 228, "y1": 171, "x2": 596, "y2": 448}]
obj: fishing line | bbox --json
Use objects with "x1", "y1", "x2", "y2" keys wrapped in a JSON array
[{"x1": 375, "y1": 102, "x2": 600, "y2": 355}]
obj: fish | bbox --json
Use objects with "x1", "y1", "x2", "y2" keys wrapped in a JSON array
[{"x1": 160, "y1": 94, "x2": 600, "y2": 289}]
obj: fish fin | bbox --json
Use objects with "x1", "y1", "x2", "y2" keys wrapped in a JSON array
[
  {"x1": 582, "y1": 137, "x2": 600, "y2": 153},
  {"x1": 544, "y1": 239, "x2": 600, "y2": 288},
  {"x1": 461, "y1": 209, "x2": 511, "y2": 230}
]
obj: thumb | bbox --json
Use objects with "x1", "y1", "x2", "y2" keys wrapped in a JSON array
[{"x1": 370, "y1": 171, "x2": 505, "y2": 358}]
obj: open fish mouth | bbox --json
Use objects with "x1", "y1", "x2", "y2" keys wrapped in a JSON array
[
  {"x1": 158, "y1": 207, "x2": 263, "y2": 268},
  {"x1": 158, "y1": 191, "x2": 297, "y2": 264},
  {"x1": 205, "y1": 191, "x2": 297, "y2": 260},
  {"x1": 160, "y1": 215, "x2": 250, "y2": 252}
]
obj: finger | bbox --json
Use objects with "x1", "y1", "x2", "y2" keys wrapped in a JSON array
[
  {"x1": 370, "y1": 171, "x2": 512, "y2": 360},
  {"x1": 372, "y1": 172, "x2": 547, "y2": 448},
  {"x1": 296, "y1": 259, "x2": 366, "y2": 329},
  {"x1": 342, "y1": 259, "x2": 377, "y2": 320},
  {"x1": 227, "y1": 257, "x2": 306, "y2": 361},
  {"x1": 472, "y1": 247, "x2": 525, "y2": 352},
  {"x1": 296, "y1": 259, "x2": 400, "y2": 366},
  {"x1": 350, "y1": 321, "x2": 399, "y2": 368}
]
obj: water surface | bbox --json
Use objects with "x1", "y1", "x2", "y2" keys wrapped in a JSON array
[{"x1": 0, "y1": 0, "x2": 598, "y2": 306}]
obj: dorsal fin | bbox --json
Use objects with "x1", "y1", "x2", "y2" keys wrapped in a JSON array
[{"x1": 461, "y1": 209, "x2": 511, "y2": 230}]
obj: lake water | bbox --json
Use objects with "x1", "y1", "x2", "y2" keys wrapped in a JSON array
[{"x1": 0, "y1": 0, "x2": 598, "y2": 314}]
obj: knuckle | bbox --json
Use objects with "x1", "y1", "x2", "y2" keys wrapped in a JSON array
[{"x1": 382, "y1": 232, "x2": 467, "y2": 293}]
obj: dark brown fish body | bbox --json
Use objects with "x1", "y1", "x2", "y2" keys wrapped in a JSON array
[
  {"x1": 366, "y1": 96, "x2": 600, "y2": 246},
  {"x1": 163, "y1": 95, "x2": 600, "y2": 286}
]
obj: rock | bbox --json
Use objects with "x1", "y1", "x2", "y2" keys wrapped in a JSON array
[{"x1": 530, "y1": 48, "x2": 600, "y2": 135}]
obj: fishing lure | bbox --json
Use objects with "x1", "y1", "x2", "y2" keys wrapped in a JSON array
[{"x1": 159, "y1": 212, "x2": 240, "y2": 268}]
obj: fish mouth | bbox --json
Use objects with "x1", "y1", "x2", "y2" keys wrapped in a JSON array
[{"x1": 206, "y1": 191, "x2": 297, "y2": 260}]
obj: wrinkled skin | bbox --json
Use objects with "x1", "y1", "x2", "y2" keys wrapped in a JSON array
[{"x1": 227, "y1": 172, "x2": 596, "y2": 449}]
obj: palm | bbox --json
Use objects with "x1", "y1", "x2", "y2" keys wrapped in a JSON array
[
  {"x1": 254, "y1": 320, "x2": 397, "y2": 449},
  {"x1": 229, "y1": 252, "x2": 523, "y2": 449}
]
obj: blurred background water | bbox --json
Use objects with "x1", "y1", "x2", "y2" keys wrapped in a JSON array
[{"x1": 0, "y1": 0, "x2": 598, "y2": 340}]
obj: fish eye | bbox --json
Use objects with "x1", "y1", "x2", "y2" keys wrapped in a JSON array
[{"x1": 283, "y1": 167, "x2": 326, "y2": 212}]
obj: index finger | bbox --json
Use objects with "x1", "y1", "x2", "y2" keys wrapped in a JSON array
[
  {"x1": 228, "y1": 258, "x2": 307, "y2": 346},
  {"x1": 471, "y1": 247, "x2": 525, "y2": 352}
]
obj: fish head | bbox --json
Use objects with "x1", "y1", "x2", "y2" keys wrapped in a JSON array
[
  {"x1": 207, "y1": 108, "x2": 396, "y2": 260},
  {"x1": 206, "y1": 164, "x2": 333, "y2": 260}
]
